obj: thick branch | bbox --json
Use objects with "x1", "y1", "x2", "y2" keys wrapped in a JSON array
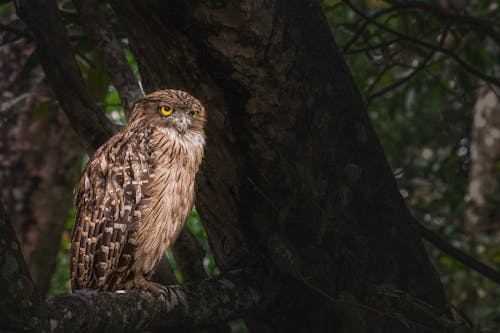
[
  {"x1": 151, "y1": 255, "x2": 178, "y2": 285},
  {"x1": 46, "y1": 270, "x2": 264, "y2": 333},
  {"x1": 173, "y1": 228, "x2": 209, "y2": 281},
  {"x1": 74, "y1": 0, "x2": 143, "y2": 118},
  {"x1": 15, "y1": 0, "x2": 116, "y2": 151}
]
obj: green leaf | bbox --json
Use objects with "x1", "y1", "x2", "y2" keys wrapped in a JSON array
[
  {"x1": 21, "y1": 49, "x2": 39, "y2": 76},
  {"x1": 334, "y1": 291, "x2": 366, "y2": 333},
  {"x1": 32, "y1": 100, "x2": 53, "y2": 121}
]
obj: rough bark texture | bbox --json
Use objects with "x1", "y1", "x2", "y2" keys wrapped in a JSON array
[
  {"x1": 0, "y1": 202, "x2": 43, "y2": 331},
  {"x1": 0, "y1": 17, "x2": 83, "y2": 296},
  {"x1": 111, "y1": 1, "x2": 448, "y2": 332},
  {"x1": 45, "y1": 269, "x2": 263, "y2": 333},
  {"x1": 465, "y1": 85, "x2": 500, "y2": 231}
]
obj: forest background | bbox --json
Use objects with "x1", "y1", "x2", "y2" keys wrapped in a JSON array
[{"x1": 1, "y1": 0, "x2": 499, "y2": 332}]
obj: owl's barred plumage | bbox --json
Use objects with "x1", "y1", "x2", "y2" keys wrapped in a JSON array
[{"x1": 70, "y1": 90, "x2": 206, "y2": 293}]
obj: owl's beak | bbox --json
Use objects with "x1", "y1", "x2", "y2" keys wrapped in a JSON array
[{"x1": 175, "y1": 113, "x2": 189, "y2": 134}]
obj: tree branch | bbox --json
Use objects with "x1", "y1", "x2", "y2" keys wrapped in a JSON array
[
  {"x1": 417, "y1": 220, "x2": 500, "y2": 285},
  {"x1": 366, "y1": 25, "x2": 449, "y2": 103},
  {"x1": 15, "y1": 0, "x2": 116, "y2": 152},
  {"x1": 343, "y1": 0, "x2": 500, "y2": 88},
  {"x1": 173, "y1": 228, "x2": 209, "y2": 281},
  {"x1": 386, "y1": 0, "x2": 500, "y2": 46},
  {"x1": 46, "y1": 270, "x2": 263, "y2": 332},
  {"x1": 74, "y1": 0, "x2": 143, "y2": 118},
  {"x1": 341, "y1": 6, "x2": 396, "y2": 54}
]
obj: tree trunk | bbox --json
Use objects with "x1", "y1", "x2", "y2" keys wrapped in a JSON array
[
  {"x1": 111, "y1": 1, "x2": 448, "y2": 332},
  {"x1": 0, "y1": 30, "x2": 83, "y2": 296},
  {"x1": 465, "y1": 85, "x2": 500, "y2": 231}
]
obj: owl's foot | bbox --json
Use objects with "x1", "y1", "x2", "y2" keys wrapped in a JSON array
[{"x1": 124, "y1": 275, "x2": 168, "y2": 297}]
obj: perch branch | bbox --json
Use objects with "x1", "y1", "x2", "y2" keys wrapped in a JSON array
[
  {"x1": 15, "y1": 0, "x2": 116, "y2": 152},
  {"x1": 46, "y1": 270, "x2": 263, "y2": 332},
  {"x1": 74, "y1": 0, "x2": 143, "y2": 118}
]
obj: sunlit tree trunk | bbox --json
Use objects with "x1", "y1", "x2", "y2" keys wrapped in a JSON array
[{"x1": 465, "y1": 85, "x2": 500, "y2": 232}]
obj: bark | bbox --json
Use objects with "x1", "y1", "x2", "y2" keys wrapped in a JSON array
[
  {"x1": 0, "y1": 16, "x2": 83, "y2": 296},
  {"x1": 0, "y1": 202, "x2": 43, "y2": 331},
  {"x1": 111, "y1": 1, "x2": 448, "y2": 332},
  {"x1": 44, "y1": 269, "x2": 263, "y2": 333},
  {"x1": 464, "y1": 85, "x2": 500, "y2": 231}
]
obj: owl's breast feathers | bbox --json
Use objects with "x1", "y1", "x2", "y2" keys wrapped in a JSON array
[{"x1": 70, "y1": 126, "x2": 204, "y2": 291}]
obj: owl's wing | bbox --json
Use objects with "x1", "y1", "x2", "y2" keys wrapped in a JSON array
[{"x1": 70, "y1": 134, "x2": 151, "y2": 291}]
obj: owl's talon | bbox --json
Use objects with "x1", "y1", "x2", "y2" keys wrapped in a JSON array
[{"x1": 125, "y1": 276, "x2": 168, "y2": 297}]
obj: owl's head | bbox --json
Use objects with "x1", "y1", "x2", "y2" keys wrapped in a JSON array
[{"x1": 130, "y1": 89, "x2": 206, "y2": 135}]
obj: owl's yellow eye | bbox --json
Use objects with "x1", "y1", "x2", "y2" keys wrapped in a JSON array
[
  {"x1": 160, "y1": 106, "x2": 173, "y2": 116},
  {"x1": 192, "y1": 110, "x2": 199, "y2": 119}
]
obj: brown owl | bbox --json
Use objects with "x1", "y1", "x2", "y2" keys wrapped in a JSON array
[{"x1": 70, "y1": 89, "x2": 206, "y2": 294}]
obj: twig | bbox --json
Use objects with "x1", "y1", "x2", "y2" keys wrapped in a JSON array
[
  {"x1": 386, "y1": 0, "x2": 500, "y2": 46},
  {"x1": 0, "y1": 21, "x2": 31, "y2": 40},
  {"x1": 341, "y1": 7, "x2": 396, "y2": 54},
  {"x1": 74, "y1": 0, "x2": 143, "y2": 118},
  {"x1": 343, "y1": 38, "x2": 402, "y2": 55},
  {"x1": 366, "y1": 25, "x2": 449, "y2": 103},
  {"x1": 343, "y1": 0, "x2": 500, "y2": 88},
  {"x1": 417, "y1": 220, "x2": 500, "y2": 285}
]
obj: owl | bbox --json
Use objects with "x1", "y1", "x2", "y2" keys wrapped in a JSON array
[{"x1": 70, "y1": 89, "x2": 206, "y2": 295}]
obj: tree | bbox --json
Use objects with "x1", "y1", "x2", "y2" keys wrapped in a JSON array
[{"x1": 6, "y1": 0, "x2": 498, "y2": 331}]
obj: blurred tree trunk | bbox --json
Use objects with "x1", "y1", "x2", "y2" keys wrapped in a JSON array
[
  {"x1": 0, "y1": 31, "x2": 83, "y2": 296},
  {"x1": 111, "y1": 1, "x2": 448, "y2": 332},
  {"x1": 464, "y1": 85, "x2": 500, "y2": 232}
]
